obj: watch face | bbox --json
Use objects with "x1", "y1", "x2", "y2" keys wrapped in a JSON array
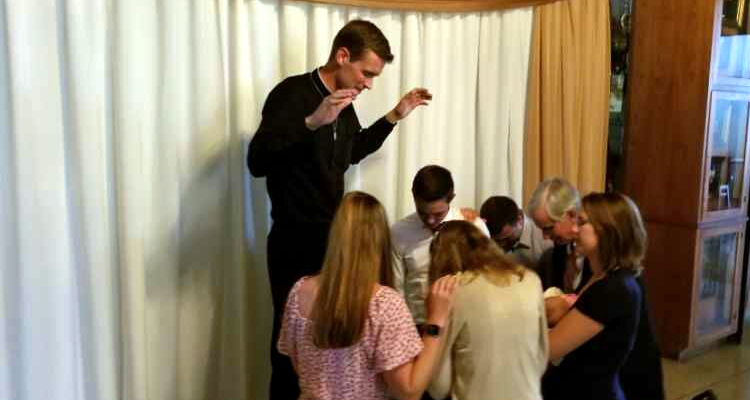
[{"x1": 425, "y1": 324, "x2": 441, "y2": 336}]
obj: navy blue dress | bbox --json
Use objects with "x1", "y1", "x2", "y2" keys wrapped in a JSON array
[{"x1": 542, "y1": 269, "x2": 642, "y2": 400}]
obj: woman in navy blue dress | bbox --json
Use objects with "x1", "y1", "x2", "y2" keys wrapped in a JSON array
[{"x1": 543, "y1": 192, "x2": 646, "y2": 400}]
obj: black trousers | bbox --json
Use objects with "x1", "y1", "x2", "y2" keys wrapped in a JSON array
[{"x1": 267, "y1": 222, "x2": 331, "y2": 400}]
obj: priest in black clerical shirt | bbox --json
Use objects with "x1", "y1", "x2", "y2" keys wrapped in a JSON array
[{"x1": 247, "y1": 19, "x2": 432, "y2": 400}]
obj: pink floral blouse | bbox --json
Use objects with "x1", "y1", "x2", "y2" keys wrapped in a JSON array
[{"x1": 278, "y1": 277, "x2": 423, "y2": 400}]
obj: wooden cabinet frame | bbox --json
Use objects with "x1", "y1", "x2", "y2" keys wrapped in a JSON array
[{"x1": 624, "y1": 0, "x2": 750, "y2": 358}]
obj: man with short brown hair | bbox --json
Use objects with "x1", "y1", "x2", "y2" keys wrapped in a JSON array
[
  {"x1": 480, "y1": 195, "x2": 551, "y2": 270},
  {"x1": 392, "y1": 165, "x2": 489, "y2": 327},
  {"x1": 248, "y1": 19, "x2": 432, "y2": 400}
]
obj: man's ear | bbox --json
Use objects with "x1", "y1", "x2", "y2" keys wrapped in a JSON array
[{"x1": 335, "y1": 47, "x2": 351, "y2": 65}]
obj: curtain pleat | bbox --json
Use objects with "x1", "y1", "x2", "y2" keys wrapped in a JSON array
[{"x1": 523, "y1": 0, "x2": 610, "y2": 200}]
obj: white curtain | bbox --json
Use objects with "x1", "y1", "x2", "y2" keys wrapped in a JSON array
[
  {"x1": 241, "y1": 1, "x2": 532, "y2": 220},
  {"x1": 0, "y1": 1, "x2": 531, "y2": 400}
]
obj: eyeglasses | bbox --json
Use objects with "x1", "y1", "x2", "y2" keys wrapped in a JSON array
[
  {"x1": 540, "y1": 224, "x2": 556, "y2": 235},
  {"x1": 539, "y1": 213, "x2": 579, "y2": 235}
]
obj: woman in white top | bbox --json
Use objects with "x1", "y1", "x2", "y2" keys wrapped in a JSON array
[{"x1": 427, "y1": 220, "x2": 548, "y2": 400}]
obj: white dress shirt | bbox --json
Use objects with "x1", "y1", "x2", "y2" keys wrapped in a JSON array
[{"x1": 391, "y1": 206, "x2": 490, "y2": 324}]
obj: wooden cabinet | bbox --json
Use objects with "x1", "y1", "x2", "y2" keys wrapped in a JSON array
[{"x1": 624, "y1": 0, "x2": 750, "y2": 358}]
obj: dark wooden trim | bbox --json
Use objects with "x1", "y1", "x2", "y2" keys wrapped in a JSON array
[{"x1": 300, "y1": 0, "x2": 558, "y2": 12}]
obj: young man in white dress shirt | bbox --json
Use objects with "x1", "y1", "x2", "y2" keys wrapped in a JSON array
[{"x1": 391, "y1": 165, "x2": 489, "y2": 326}]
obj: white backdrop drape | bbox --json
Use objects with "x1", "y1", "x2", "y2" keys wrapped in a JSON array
[{"x1": 0, "y1": 1, "x2": 531, "y2": 400}]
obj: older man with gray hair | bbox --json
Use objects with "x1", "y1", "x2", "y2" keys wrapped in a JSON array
[
  {"x1": 527, "y1": 177, "x2": 589, "y2": 292},
  {"x1": 530, "y1": 177, "x2": 665, "y2": 400}
]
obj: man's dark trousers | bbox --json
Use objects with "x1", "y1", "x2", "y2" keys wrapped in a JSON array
[{"x1": 267, "y1": 221, "x2": 331, "y2": 400}]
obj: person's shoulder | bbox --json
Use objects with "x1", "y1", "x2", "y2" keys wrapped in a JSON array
[
  {"x1": 378, "y1": 285, "x2": 403, "y2": 301},
  {"x1": 394, "y1": 211, "x2": 421, "y2": 225},
  {"x1": 604, "y1": 268, "x2": 638, "y2": 285},
  {"x1": 520, "y1": 268, "x2": 543, "y2": 288},
  {"x1": 539, "y1": 246, "x2": 556, "y2": 264},
  {"x1": 281, "y1": 71, "x2": 309, "y2": 85},
  {"x1": 457, "y1": 272, "x2": 524, "y2": 308},
  {"x1": 525, "y1": 216, "x2": 551, "y2": 243},
  {"x1": 540, "y1": 245, "x2": 556, "y2": 256},
  {"x1": 612, "y1": 269, "x2": 642, "y2": 293},
  {"x1": 391, "y1": 212, "x2": 421, "y2": 238},
  {"x1": 268, "y1": 71, "x2": 310, "y2": 97},
  {"x1": 371, "y1": 285, "x2": 410, "y2": 315},
  {"x1": 595, "y1": 269, "x2": 641, "y2": 299},
  {"x1": 297, "y1": 275, "x2": 318, "y2": 295},
  {"x1": 291, "y1": 275, "x2": 318, "y2": 305}
]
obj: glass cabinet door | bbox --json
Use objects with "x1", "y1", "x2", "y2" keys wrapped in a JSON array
[
  {"x1": 716, "y1": 0, "x2": 750, "y2": 83},
  {"x1": 704, "y1": 92, "x2": 750, "y2": 219},
  {"x1": 694, "y1": 225, "x2": 744, "y2": 343}
]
